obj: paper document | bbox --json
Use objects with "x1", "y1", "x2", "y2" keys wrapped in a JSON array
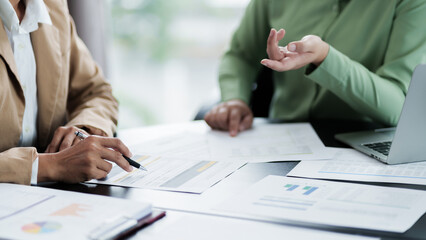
[
  {"x1": 207, "y1": 123, "x2": 333, "y2": 161},
  {"x1": 139, "y1": 212, "x2": 379, "y2": 240},
  {"x1": 130, "y1": 132, "x2": 211, "y2": 160},
  {"x1": 130, "y1": 123, "x2": 333, "y2": 162},
  {"x1": 90, "y1": 155, "x2": 245, "y2": 193},
  {"x1": 216, "y1": 175, "x2": 426, "y2": 232},
  {"x1": 0, "y1": 190, "x2": 54, "y2": 220},
  {"x1": 288, "y1": 148, "x2": 426, "y2": 185},
  {"x1": 0, "y1": 184, "x2": 152, "y2": 240}
]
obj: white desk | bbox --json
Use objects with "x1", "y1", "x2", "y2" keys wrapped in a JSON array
[{"x1": 39, "y1": 120, "x2": 426, "y2": 239}]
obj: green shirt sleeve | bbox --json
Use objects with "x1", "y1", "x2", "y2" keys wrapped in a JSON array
[
  {"x1": 307, "y1": 0, "x2": 426, "y2": 126},
  {"x1": 219, "y1": 0, "x2": 270, "y2": 104}
]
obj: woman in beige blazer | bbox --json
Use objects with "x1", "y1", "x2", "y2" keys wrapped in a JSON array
[{"x1": 0, "y1": 0, "x2": 133, "y2": 185}]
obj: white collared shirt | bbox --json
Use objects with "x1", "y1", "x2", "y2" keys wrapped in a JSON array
[{"x1": 0, "y1": 0, "x2": 52, "y2": 184}]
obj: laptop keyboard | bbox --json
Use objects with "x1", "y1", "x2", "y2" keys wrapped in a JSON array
[{"x1": 362, "y1": 141, "x2": 392, "y2": 156}]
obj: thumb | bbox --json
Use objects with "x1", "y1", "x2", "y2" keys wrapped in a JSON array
[{"x1": 288, "y1": 39, "x2": 313, "y2": 53}]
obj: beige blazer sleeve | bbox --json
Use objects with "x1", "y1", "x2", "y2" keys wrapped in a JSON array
[
  {"x1": 0, "y1": 0, "x2": 118, "y2": 185},
  {"x1": 0, "y1": 148, "x2": 37, "y2": 185},
  {"x1": 65, "y1": 17, "x2": 118, "y2": 137}
]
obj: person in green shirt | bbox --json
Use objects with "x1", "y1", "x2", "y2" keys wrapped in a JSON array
[{"x1": 204, "y1": 0, "x2": 426, "y2": 136}]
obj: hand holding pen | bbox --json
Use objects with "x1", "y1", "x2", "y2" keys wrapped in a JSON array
[
  {"x1": 37, "y1": 131, "x2": 146, "y2": 183},
  {"x1": 75, "y1": 131, "x2": 147, "y2": 171}
]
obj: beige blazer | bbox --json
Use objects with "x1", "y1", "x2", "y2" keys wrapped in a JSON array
[{"x1": 0, "y1": 0, "x2": 118, "y2": 185}]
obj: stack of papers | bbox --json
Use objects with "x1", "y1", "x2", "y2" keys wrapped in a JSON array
[{"x1": 0, "y1": 184, "x2": 152, "y2": 240}]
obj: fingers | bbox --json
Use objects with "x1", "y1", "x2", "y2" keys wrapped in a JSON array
[
  {"x1": 216, "y1": 106, "x2": 229, "y2": 130},
  {"x1": 278, "y1": 46, "x2": 288, "y2": 54},
  {"x1": 90, "y1": 168, "x2": 109, "y2": 180},
  {"x1": 240, "y1": 113, "x2": 253, "y2": 131},
  {"x1": 205, "y1": 106, "x2": 220, "y2": 129},
  {"x1": 59, "y1": 132, "x2": 77, "y2": 152},
  {"x1": 72, "y1": 137, "x2": 82, "y2": 146},
  {"x1": 46, "y1": 126, "x2": 88, "y2": 153},
  {"x1": 260, "y1": 58, "x2": 294, "y2": 72},
  {"x1": 46, "y1": 135, "x2": 134, "y2": 183},
  {"x1": 81, "y1": 136, "x2": 133, "y2": 172},
  {"x1": 46, "y1": 127, "x2": 73, "y2": 153},
  {"x1": 261, "y1": 34, "x2": 326, "y2": 71},
  {"x1": 228, "y1": 108, "x2": 242, "y2": 137},
  {"x1": 228, "y1": 107, "x2": 253, "y2": 136},
  {"x1": 95, "y1": 158, "x2": 113, "y2": 173},
  {"x1": 266, "y1": 29, "x2": 276, "y2": 53},
  {"x1": 266, "y1": 28, "x2": 285, "y2": 60},
  {"x1": 204, "y1": 100, "x2": 253, "y2": 136},
  {"x1": 96, "y1": 137, "x2": 133, "y2": 158},
  {"x1": 86, "y1": 136, "x2": 133, "y2": 172},
  {"x1": 99, "y1": 147, "x2": 132, "y2": 172},
  {"x1": 205, "y1": 104, "x2": 229, "y2": 130},
  {"x1": 276, "y1": 29, "x2": 285, "y2": 42},
  {"x1": 46, "y1": 127, "x2": 66, "y2": 153},
  {"x1": 263, "y1": 33, "x2": 326, "y2": 72}
]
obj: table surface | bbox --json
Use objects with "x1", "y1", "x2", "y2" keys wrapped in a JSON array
[{"x1": 38, "y1": 120, "x2": 426, "y2": 240}]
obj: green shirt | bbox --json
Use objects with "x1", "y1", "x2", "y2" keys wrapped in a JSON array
[{"x1": 219, "y1": 0, "x2": 426, "y2": 126}]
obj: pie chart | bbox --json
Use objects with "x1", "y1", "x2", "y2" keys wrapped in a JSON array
[{"x1": 22, "y1": 221, "x2": 62, "y2": 234}]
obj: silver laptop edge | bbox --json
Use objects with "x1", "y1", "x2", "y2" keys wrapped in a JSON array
[{"x1": 335, "y1": 64, "x2": 426, "y2": 164}]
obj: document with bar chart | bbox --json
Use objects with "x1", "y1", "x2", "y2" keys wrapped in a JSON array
[
  {"x1": 89, "y1": 155, "x2": 245, "y2": 193},
  {"x1": 216, "y1": 175, "x2": 426, "y2": 232},
  {"x1": 288, "y1": 148, "x2": 426, "y2": 185}
]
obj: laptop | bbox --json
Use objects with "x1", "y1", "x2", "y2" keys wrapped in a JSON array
[{"x1": 335, "y1": 64, "x2": 426, "y2": 165}]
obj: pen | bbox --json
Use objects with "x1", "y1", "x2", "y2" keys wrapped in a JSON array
[{"x1": 74, "y1": 131, "x2": 148, "y2": 171}]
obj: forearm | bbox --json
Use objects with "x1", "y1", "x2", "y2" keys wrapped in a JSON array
[{"x1": 307, "y1": 46, "x2": 405, "y2": 126}]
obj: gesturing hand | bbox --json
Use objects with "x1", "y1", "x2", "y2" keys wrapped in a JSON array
[
  {"x1": 261, "y1": 28, "x2": 330, "y2": 71},
  {"x1": 38, "y1": 135, "x2": 133, "y2": 183},
  {"x1": 204, "y1": 100, "x2": 253, "y2": 137}
]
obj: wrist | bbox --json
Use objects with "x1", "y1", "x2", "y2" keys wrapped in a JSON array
[
  {"x1": 37, "y1": 153, "x2": 60, "y2": 182},
  {"x1": 312, "y1": 41, "x2": 329, "y2": 66}
]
